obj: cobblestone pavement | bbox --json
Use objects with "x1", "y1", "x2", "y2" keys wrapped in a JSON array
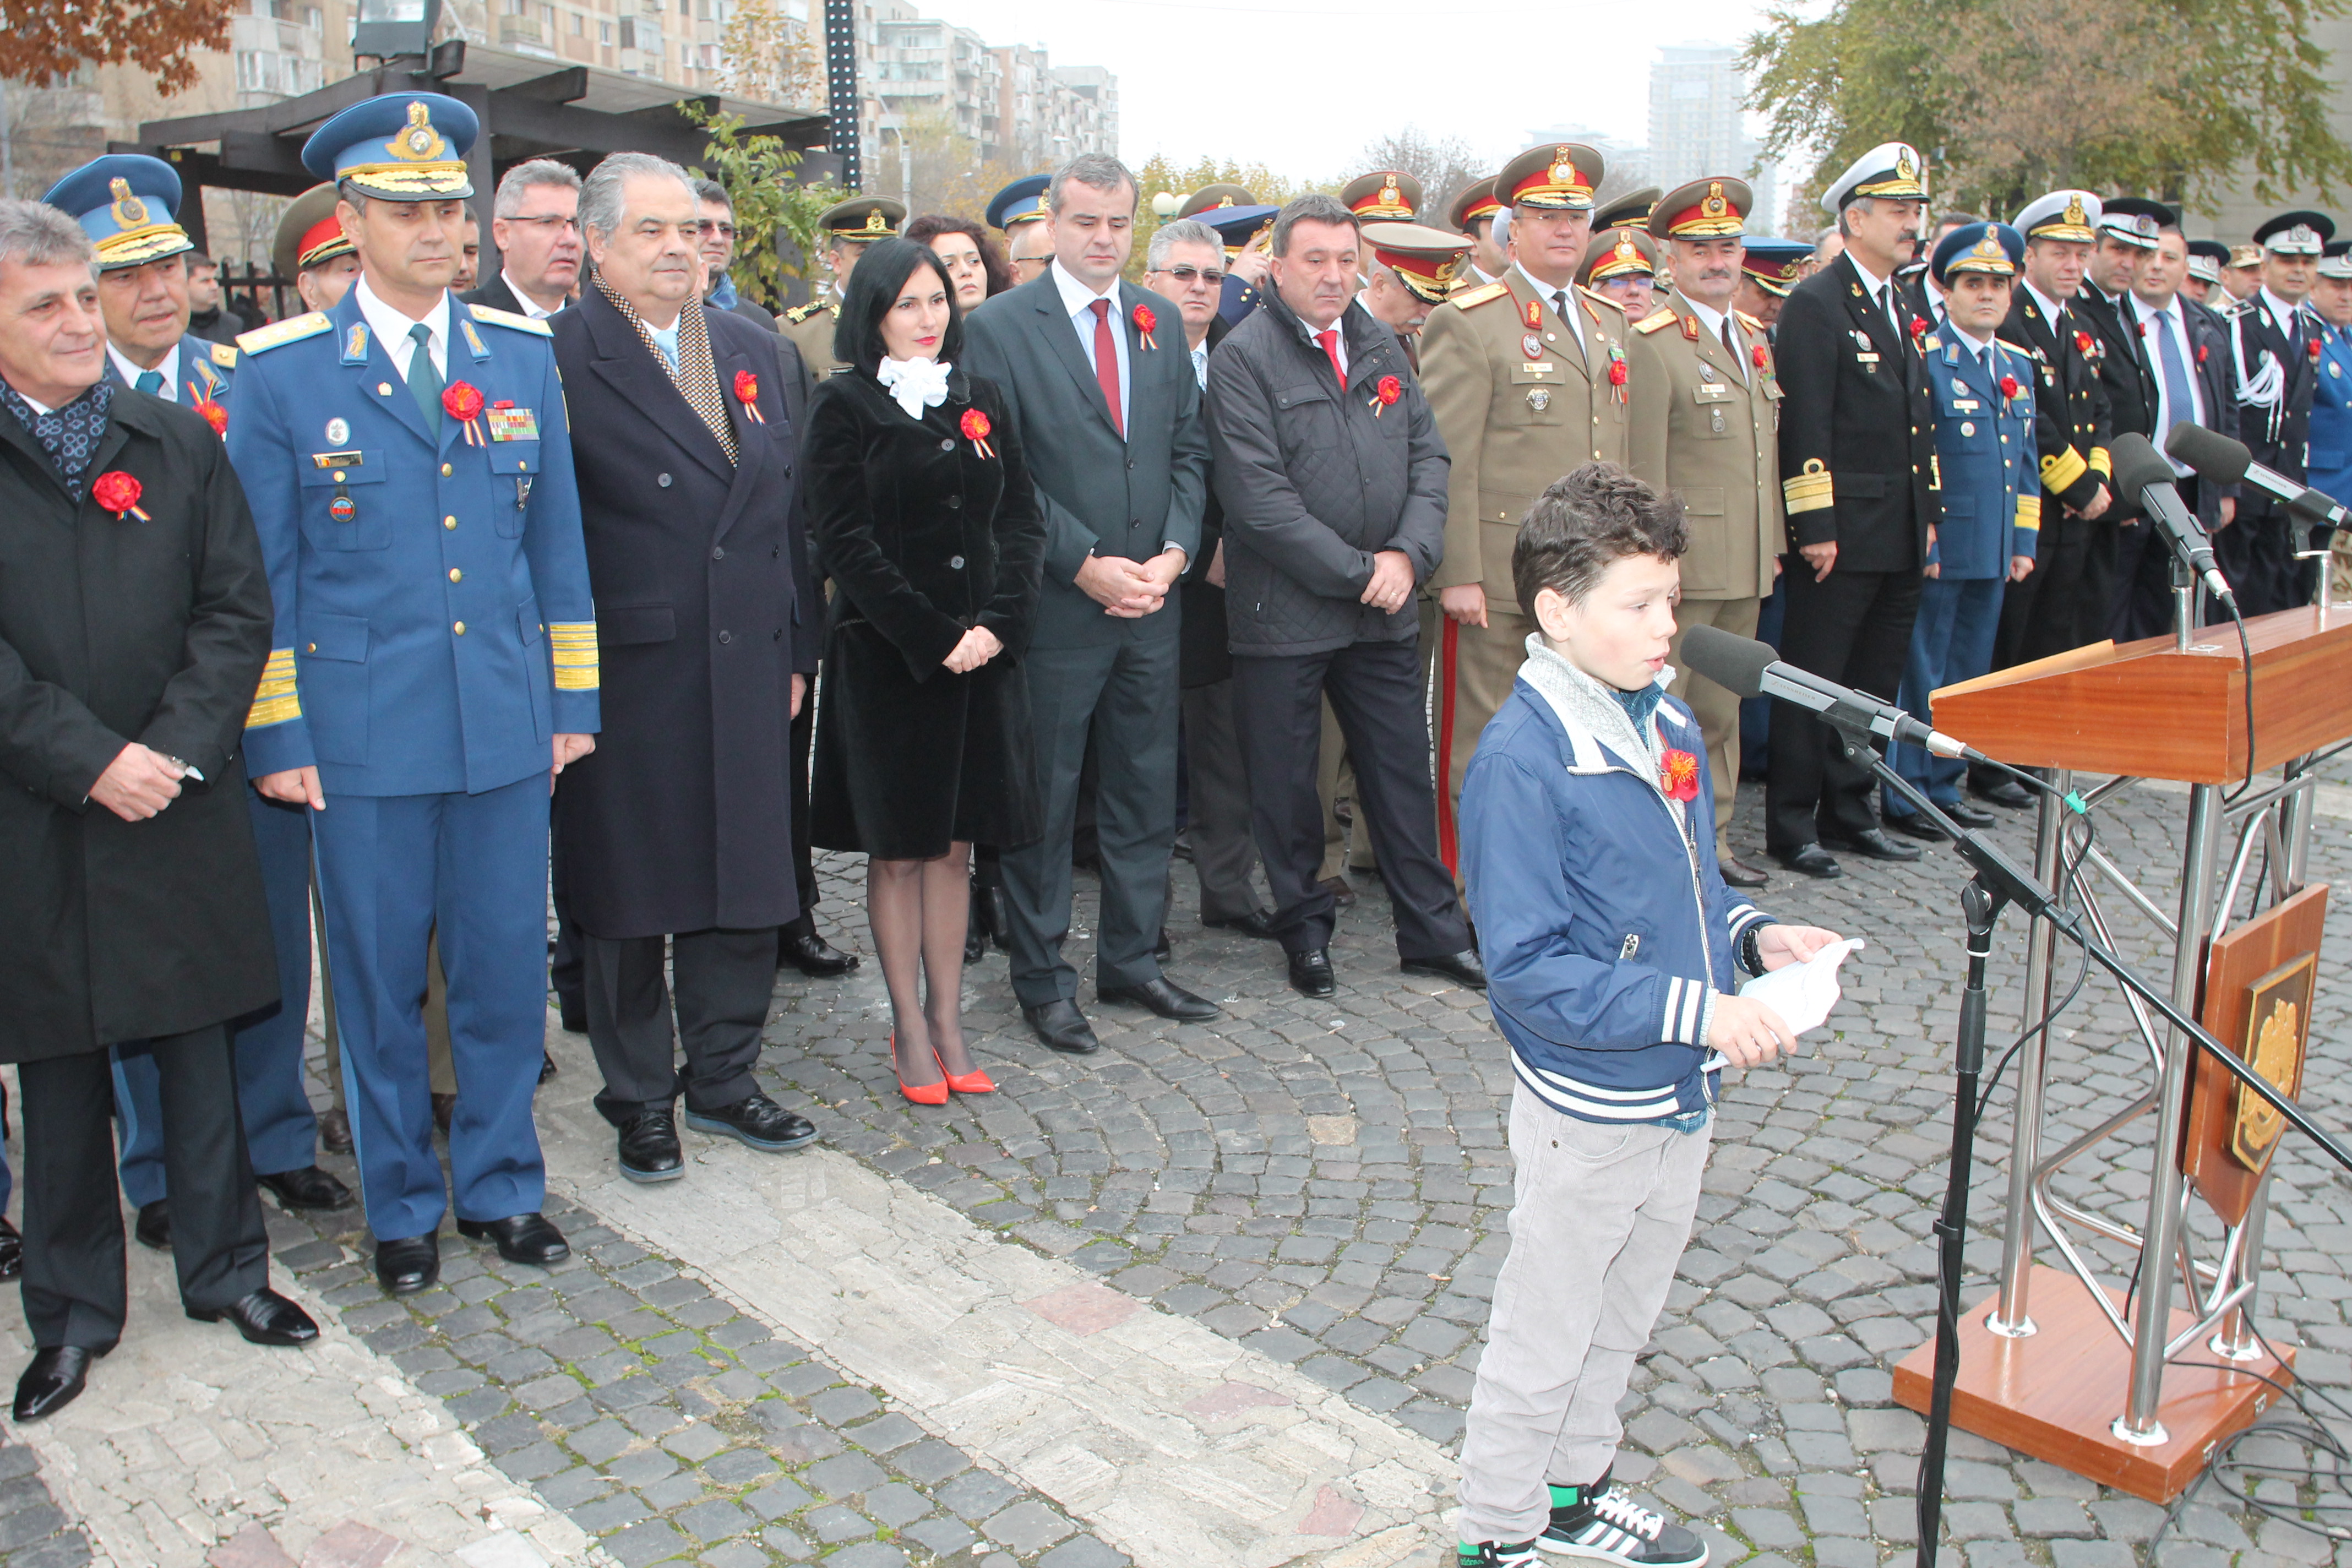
[{"x1": 12, "y1": 765, "x2": 2352, "y2": 1568}]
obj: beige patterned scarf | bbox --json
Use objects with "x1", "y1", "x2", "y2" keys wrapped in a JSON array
[{"x1": 595, "y1": 273, "x2": 737, "y2": 465}]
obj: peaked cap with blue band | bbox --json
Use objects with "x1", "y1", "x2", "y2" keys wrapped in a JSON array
[
  {"x1": 44, "y1": 154, "x2": 194, "y2": 270},
  {"x1": 301, "y1": 92, "x2": 477, "y2": 201},
  {"x1": 1931, "y1": 221, "x2": 2024, "y2": 285},
  {"x1": 985, "y1": 174, "x2": 1049, "y2": 232}
]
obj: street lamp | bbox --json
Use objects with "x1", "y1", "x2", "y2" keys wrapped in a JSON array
[{"x1": 354, "y1": 0, "x2": 443, "y2": 61}]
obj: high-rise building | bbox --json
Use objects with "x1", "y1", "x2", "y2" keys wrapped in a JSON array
[{"x1": 1646, "y1": 42, "x2": 1777, "y2": 235}]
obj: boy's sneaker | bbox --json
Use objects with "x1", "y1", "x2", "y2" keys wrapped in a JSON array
[
  {"x1": 1538, "y1": 1473, "x2": 1708, "y2": 1567},
  {"x1": 1458, "y1": 1543, "x2": 1540, "y2": 1567}
]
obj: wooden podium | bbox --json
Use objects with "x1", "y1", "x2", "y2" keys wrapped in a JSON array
[{"x1": 1886, "y1": 606, "x2": 2352, "y2": 1501}]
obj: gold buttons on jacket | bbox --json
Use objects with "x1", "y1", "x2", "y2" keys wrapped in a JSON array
[
  {"x1": 444, "y1": 515, "x2": 457, "y2": 528},
  {"x1": 442, "y1": 464, "x2": 453, "y2": 477},
  {"x1": 453, "y1": 621, "x2": 466, "y2": 635},
  {"x1": 449, "y1": 568, "x2": 462, "y2": 582}
]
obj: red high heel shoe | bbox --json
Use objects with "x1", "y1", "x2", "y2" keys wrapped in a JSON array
[
  {"x1": 934, "y1": 1046, "x2": 995, "y2": 1096},
  {"x1": 893, "y1": 1032, "x2": 949, "y2": 1105}
]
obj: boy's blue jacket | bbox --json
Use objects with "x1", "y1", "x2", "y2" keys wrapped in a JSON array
[{"x1": 1461, "y1": 643, "x2": 1777, "y2": 1123}]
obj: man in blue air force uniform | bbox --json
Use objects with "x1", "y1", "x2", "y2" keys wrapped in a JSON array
[
  {"x1": 41, "y1": 154, "x2": 358, "y2": 1251},
  {"x1": 1885, "y1": 222, "x2": 2039, "y2": 835},
  {"x1": 225, "y1": 92, "x2": 599, "y2": 1297}
]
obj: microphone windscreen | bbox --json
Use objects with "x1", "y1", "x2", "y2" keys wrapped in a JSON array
[
  {"x1": 2165, "y1": 421, "x2": 2252, "y2": 485},
  {"x1": 1680, "y1": 623, "x2": 1775, "y2": 700},
  {"x1": 2108, "y1": 431, "x2": 2179, "y2": 502}
]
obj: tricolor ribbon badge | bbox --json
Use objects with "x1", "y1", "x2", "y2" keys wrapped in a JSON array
[
  {"x1": 1131, "y1": 303, "x2": 1158, "y2": 351},
  {"x1": 192, "y1": 396, "x2": 228, "y2": 436},
  {"x1": 443, "y1": 380, "x2": 487, "y2": 444},
  {"x1": 961, "y1": 406, "x2": 995, "y2": 459},
  {"x1": 734, "y1": 369, "x2": 766, "y2": 423},
  {"x1": 1369, "y1": 374, "x2": 1401, "y2": 417},
  {"x1": 1606, "y1": 342, "x2": 1629, "y2": 401}
]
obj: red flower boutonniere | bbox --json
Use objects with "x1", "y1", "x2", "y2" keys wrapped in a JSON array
[
  {"x1": 2073, "y1": 328, "x2": 2096, "y2": 356},
  {"x1": 1909, "y1": 316, "x2": 1929, "y2": 344},
  {"x1": 2312, "y1": 336, "x2": 2326, "y2": 364},
  {"x1": 1660, "y1": 749, "x2": 1701, "y2": 802},
  {"x1": 733, "y1": 369, "x2": 765, "y2": 424},
  {"x1": 1752, "y1": 342, "x2": 1770, "y2": 371},
  {"x1": 1605, "y1": 342, "x2": 1629, "y2": 401},
  {"x1": 2197, "y1": 342, "x2": 2210, "y2": 366},
  {"x1": 1368, "y1": 374, "x2": 1402, "y2": 417},
  {"x1": 92, "y1": 470, "x2": 148, "y2": 520},
  {"x1": 193, "y1": 396, "x2": 228, "y2": 436},
  {"x1": 1132, "y1": 303, "x2": 1158, "y2": 351},
  {"x1": 961, "y1": 406, "x2": 995, "y2": 459},
  {"x1": 1999, "y1": 374, "x2": 2022, "y2": 401},
  {"x1": 443, "y1": 380, "x2": 486, "y2": 444}
]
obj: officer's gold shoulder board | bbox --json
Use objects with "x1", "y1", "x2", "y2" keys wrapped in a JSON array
[
  {"x1": 1734, "y1": 310, "x2": 1763, "y2": 331},
  {"x1": 209, "y1": 341, "x2": 239, "y2": 368},
  {"x1": 469, "y1": 302, "x2": 553, "y2": 337},
  {"x1": 1449, "y1": 281, "x2": 1509, "y2": 311},
  {"x1": 237, "y1": 313, "x2": 332, "y2": 355},
  {"x1": 1634, "y1": 307, "x2": 1678, "y2": 336},
  {"x1": 786, "y1": 301, "x2": 833, "y2": 324},
  {"x1": 1576, "y1": 284, "x2": 1626, "y2": 315}
]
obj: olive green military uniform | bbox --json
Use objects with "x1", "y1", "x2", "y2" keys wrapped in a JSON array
[
  {"x1": 781, "y1": 300, "x2": 842, "y2": 378},
  {"x1": 1626, "y1": 286, "x2": 1784, "y2": 856},
  {"x1": 1418, "y1": 268, "x2": 1636, "y2": 859}
]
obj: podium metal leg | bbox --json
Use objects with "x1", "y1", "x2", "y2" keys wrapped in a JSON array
[
  {"x1": 2120, "y1": 781, "x2": 2225, "y2": 1442},
  {"x1": 1992, "y1": 769, "x2": 2070, "y2": 1337}
]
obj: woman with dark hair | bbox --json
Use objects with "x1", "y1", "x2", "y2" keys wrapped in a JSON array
[
  {"x1": 805, "y1": 237, "x2": 1047, "y2": 1103},
  {"x1": 904, "y1": 212, "x2": 1018, "y2": 959},
  {"x1": 904, "y1": 213, "x2": 1014, "y2": 310}
]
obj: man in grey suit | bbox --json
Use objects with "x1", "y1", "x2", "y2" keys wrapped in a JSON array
[{"x1": 963, "y1": 154, "x2": 1219, "y2": 1055}]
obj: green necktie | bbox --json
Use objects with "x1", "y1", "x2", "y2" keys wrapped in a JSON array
[
  {"x1": 133, "y1": 369, "x2": 163, "y2": 395},
  {"x1": 406, "y1": 322, "x2": 443, "y2": 435}
]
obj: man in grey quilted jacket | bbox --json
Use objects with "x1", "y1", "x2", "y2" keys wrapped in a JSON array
[{"x1": 1205, "y1": 192, "x2": 1486, "y2": 1000}]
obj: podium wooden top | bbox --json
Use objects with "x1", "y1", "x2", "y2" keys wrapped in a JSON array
[{"x1": 1932, "y1": 605, "x2": 2352, "y2": 783}]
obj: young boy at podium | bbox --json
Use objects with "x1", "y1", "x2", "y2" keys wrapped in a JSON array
[{"x1": 1450, "y1": 463, "x2": 1842, "y2": 1568}]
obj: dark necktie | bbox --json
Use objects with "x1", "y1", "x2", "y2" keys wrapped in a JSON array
[
  {"x1": 133, "y1": 369, "x2": 163, "y2": 396},
  {"x1": 1090, "y1": 298, "x2": 1123, "y2": 438},
  {"x1": 406, "y1": 321, "x2": 443, "y2": 435}
]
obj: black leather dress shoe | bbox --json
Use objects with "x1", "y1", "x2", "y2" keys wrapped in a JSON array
[
  {"x1": 258, "y1": 1166, "x2": 354, "y2": 1212},
  {"x1": 964, "y1": 886, "x2": 989, "y2": 963},
  {"x1": 318, "y1": 1109, "x2": 353, "y2": 1155},
  {"x1": 685, "y1": 1093, "x2": 819, "y2": 1152},
  {"x1": 188, "y1": 1288, "x2": 319, "y2": 1347},
  {"x1": 1403, "y1": 949, "x2": 1489, "y2": 990},
  {"x1": 1098, "y1": 975, "x2": 1220, "y2": 1021},
  {"x1": 456, "y1": 1212, "x2": 569, "y2": 1266},
  {"x1": 1022, "y1": 999, "x2": 1101, "y2": 1054},
  {"x1": 0, "y1": 1217, "x2": 22, "y2": 1281},
  {"x1": 134, "y1": 1199, "x2": 171, "y2": 1251},
  {"x1": 976, "y1": 876, "x2": 1012, "y2": 951},
  {"x1": 616, "y1": 1110, "x2": 684, "y2": 1183},
  {"x1": 374, "y1": 1234, "x2": 440, "y2": 1295},
  {"x1": 1821, "y1": 826, "x2": 1923, "y2": 862},
  {"x1": 1774, "y1": 843, "x2": 1844, "y2": 879},
  {"x1": 1945, "y1": 798, "x2": 1999, "y2": 829},
  {"x1": 780, "y1": 924, "x2": 860, "y2": 978},
  {"x1": 1974, "y1": 777, "x2": 2035, "y2": 810},
  {"x1": 1718, "y1": 854, "x2": 1770, "y2": 889},
  {"x1": 1288, "y1": 947, "x2": 1336, "y2": 999},
  {"x1": 1883, "y1": 811, "x2": 1945, "y2": 843},
  {"x1": 14, "y1": 1347, "x2": 101, "y2": 1422},
  {"x1": 1205, "y1": 908, "x2": 1280, "y2": 940}
]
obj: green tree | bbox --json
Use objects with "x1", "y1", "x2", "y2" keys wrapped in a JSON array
[
  {"x1": 1744, "y1": 0, "x2": 2352, "y2": 219},
  {"x1": 682, "y1": 102, "x2": 838, "y2": 309},
  {"x1": 1128, "y1": 154, "x2": 1342, "y2": 282}
]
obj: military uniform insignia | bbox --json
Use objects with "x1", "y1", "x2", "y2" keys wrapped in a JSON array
[
  {"x1": 325, "y1": 417, "x2": 350, "y2": 444},
  {"x1": 1525, "y1": 298, "x2": 1543, "y2": 331},
  {"x1": 236, "y1": 313, "x2": 331, "y2": 354},
  {"x1": 467, "y1": 303, "x2": 552, "y2": 336},
  {"x1": 1450, "y1": 281, "x2": 1508, "y2": 310},
  {"x1": 345, "y1": 322, "x2": 369, "y2": 362},
  {"x1": 487, "y1": 405, "x2": 540, "y2": 441},
  {"x1": 1679, "y1": 313, "x2": 1701, "y2": 341},
  {"x1": 1526, "y1": 388, "x2": 1550, "y2": 411},
  {"x1": 108, "y1": 177, "x2": 149, "y2": 230},
  {"x1": 1700, "y1": 181, "x2": 1728, "y2": 220},
  {"x1": 1522, "y1": 332, "x2": 1543, "y2": 359},
  {"x1": 209, "y1": 341, "x2": 238, "y2": 368},
  {"x1": 1633, "y1": 308, "x2": 1676, "y2": 335},
  {"x1": 387, "y1": 101, "x2": 449, "y2": 164},
  {"x1": 460, "y1": 318, "x2": 489, "y2": 357}
]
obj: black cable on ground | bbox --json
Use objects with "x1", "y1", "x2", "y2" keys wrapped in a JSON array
[{"x1": 2148, "y1": 1317, "x2": 2352, "y2": 1565}]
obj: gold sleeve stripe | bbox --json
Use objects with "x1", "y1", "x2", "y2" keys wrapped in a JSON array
[
  {"x1": 2040, "y1": 445, "x2": 2089, "y2": 494},
  {"x1": 548, "y1": 621, "x2": 598, "y2": 690},
  {"x1": 2016, "y1": 494, "x2": 2043, "y2": 531},
  {"x1": 1782, "y1": 459, "x2": 1834, "y2": 514},
  {"x1": 247, "y1": 649, "x2": 301, "y2": 729},
  {"x1": 2088, "y1": 445, "x2": 2111, "y2": 478}
]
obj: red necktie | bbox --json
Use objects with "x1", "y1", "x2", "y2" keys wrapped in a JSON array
[
  {"x1": 1317, "y1": 326, "x2": 1344, "y2": 386},
  {"x1": 1091, "y1": 298, "x2": 1123, "y2": 437}
]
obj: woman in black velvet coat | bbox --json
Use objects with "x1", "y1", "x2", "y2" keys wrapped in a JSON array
[{"x1": 806, "y1": 238, "x2": 1046, "y2": 1101}]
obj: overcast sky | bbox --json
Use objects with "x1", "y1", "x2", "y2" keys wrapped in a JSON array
[{"x1": 927, "y1": 0, "x2": 1789, "y2": 182}]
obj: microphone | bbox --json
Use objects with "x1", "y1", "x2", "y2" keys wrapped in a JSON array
[
  {"x1": 1681, "y1": 624, "x2": 1978, "y2": 760},
  {"x1": 2110, "y1": 432, "x2": 2235, "y2": 608},
  {"x1": 2165, "y1": 422, "x2": 2352, "y2": 533}
]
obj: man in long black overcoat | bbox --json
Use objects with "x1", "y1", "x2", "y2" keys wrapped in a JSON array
[
  {"x1": 548, "y1": 155, "x2": 823, "y2": 1183},
  {"x1": 0, "y1": 198, "x2": 315, "y2": 1422}
]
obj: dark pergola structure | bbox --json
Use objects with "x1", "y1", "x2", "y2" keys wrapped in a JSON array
[{"x1": 109, "y1": 41, "x2": 836, "y2": 307}]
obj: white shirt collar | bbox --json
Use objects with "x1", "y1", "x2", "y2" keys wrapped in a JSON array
[
  {"x1": 1846, "y1": 254, "x2": 1893, "y2": 300},
  {"x1": 107, "y1": 339, "x2": 181, "y2": 399},
  {"x1": 2130, "y1": 291, "x2": 2179, "y2": 326},
  {"x1": 355, "y1": 275, "x2": 452, "y2": 368},
  {"x1": 1513, "y1": 263, "x2": 1585, "y2": 345},
  {"x1": 2261, "y1": 286, "x2": 2305, "y2": 335},
  {"x1": 1050, "y1": 258, "x2": 1120, "y2": 319},
  {"x1": 1949, "y1": 319, "x2": 1997, "y2": 352},
  {"x1": 1684, "y1": 295, "x2": 1731, "y2": 340},
  {"x1": 2024, "y1": 279, "x2": 2069, "y2": 326},
  {"x1": 502, "y1": 270, "x2": 560, "y2": 317}
]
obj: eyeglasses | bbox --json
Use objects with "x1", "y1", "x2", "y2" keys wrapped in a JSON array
[
  {"x1": 1162, "y1": 264, "x2": 1227, "y2": 286},
  {"x1": 505, "y1": 214, "x2": 580, "y2": 233},
  {"x1": 697, "y1": 220, "x2": 736, "y2": 239}
]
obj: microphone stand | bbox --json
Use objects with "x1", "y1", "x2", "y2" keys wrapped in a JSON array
[{"x1": 1819, "y1": 726, "x2": 2352, "y2": 1568}]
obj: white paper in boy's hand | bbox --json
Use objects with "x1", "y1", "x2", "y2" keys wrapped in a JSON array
[{"x1": 1735, "y1": 938, "x2": 1866, "y2": 1036}]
